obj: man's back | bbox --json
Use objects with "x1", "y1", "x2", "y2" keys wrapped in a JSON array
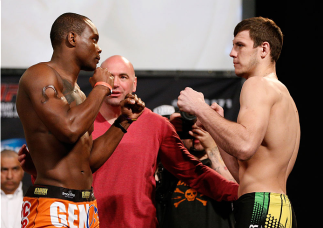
[{"x1": 238, "y1": 76, "x2": 300, "y2": 196}]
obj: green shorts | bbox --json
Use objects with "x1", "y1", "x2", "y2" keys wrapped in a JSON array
[{"x1": 234, "y1": 192, "x2": 297, "y2": 228}]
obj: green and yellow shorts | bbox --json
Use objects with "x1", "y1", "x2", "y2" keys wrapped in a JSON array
[{"x1": 234, "y1": 192, "x2": 297, "y2": 228}]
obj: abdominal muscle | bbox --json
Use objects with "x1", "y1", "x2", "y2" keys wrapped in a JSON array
[{"x1": 31, "y1": 132, "x2": 94, "y2": 190}]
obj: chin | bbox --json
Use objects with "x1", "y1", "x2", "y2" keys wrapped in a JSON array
[
  {"x1": 107, "y1": 99, "x2": 123, "y2": 107},
  {"x1": 234, "y1": 69, "x2": 245, "y2": 78},
  {"x1": 82, "y1": 64, "x2": 97, "y2": 71}
]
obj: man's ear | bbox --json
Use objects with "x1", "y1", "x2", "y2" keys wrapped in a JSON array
[
  {"x1": 67, "y1": 32, "x2": 76, "y2": 47},
  {"x1": 132, "y1": 76, "x2": 137, "y2": 93},
  {"x1": 261, "y1": 41, "x2": 270, "y2": 59}
]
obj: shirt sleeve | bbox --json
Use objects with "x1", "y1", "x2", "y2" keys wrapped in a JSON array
[{"x1": 159, "y1": 120, "x2": 239, "y2": 202}]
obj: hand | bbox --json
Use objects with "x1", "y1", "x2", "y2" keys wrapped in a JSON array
[
  {"x1": 189, "y1": 125, "x2": 216, "y2": 150},
  {"x1": 177, "y1": 87, "x2": 205, "y2": 116},
  {"x1": 89, "y1": 67, "x2": 114, "y2": 89},
  {"x1": 211, "y1": 102, "x2": 224, "y2": 117},
  {"x1": 120, "y1": 94, "x2": 145, "y2": 119},
  {"x1": 18, "y1": 144, "x2": 37, "y2": 177}
]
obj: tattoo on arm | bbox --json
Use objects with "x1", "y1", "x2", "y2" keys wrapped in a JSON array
[
  {"x1": 207, "y1": 146, "x2": 236, "y2": 182},
  {"x1": 41, "y1": 85, "x2": 61, "y2": 103}
]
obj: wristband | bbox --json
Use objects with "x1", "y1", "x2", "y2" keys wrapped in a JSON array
[
  {"x1": 94, "y1": 82, "x2": 113, "y2": 95},
  {"x1": 127, "y1": 118, "x2": 137, "y2": 123},
  {"x1": 118, "y1": 114, "x2": 138, "y2": 123},
  {"x1": 113, "y1": 119, "x2": 127, "y2": 133}
]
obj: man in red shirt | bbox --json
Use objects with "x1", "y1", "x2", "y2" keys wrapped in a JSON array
[{"x1": 92, "y1": 55, "x2": 238, "y2": 227}]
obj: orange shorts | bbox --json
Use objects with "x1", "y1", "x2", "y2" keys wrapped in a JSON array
[{"x1": 21, "y1": 185, "x2": 99, "y2": 228}]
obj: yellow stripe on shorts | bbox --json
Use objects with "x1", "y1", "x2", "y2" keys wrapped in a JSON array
[{"x1": 265, "y1": 193, "x2": 293, "y2": 228}]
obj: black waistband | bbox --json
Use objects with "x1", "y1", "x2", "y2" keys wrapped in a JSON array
[{"x1": 25, "y1": 185, "x2": 96, "y2": 202}]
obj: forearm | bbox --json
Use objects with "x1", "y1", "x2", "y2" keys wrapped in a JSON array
[
  {"x1": 195, "y1": 103, "x2": 250, "y2": 160},
  {"x1": 218, "y1": 146, "x2": 240, "y2": 183},
  {"x1": 62, "y1": 86, "x2": 110, "y2": 143},
  {"x1": 205, "y1": 146, "x2": 236, "y2": 183},
  {"x1": 89, "y1": 118, "x2": 131, "y2": 173}
]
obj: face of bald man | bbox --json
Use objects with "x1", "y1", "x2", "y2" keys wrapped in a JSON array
[
  {"x1": 101, "y1": 56, "x2": 137, "y2": 106},
  {"x1": 1, "y1": 152, "x2": 24, "y2": 194}
]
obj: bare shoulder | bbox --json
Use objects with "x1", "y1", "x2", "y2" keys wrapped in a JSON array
[
  {"x1": 19, "y1": 63, "x2": 60, "y2": 93},
  {"x1": 242, "y1": 76, "x2": 273, "y2": 90},
  {"x1": 240, "y1": 77, "x2": 276, "y2": 105},
  {"x1": 242, "y1": 76, "x2": 285, "y2": 103},
  {"x1": 20, "y1": 63, "x2": 56, "y2": 82},
  {"x1": 241, "y1": 77, "x2": 270, "y2": 98}
]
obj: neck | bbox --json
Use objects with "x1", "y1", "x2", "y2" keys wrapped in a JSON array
[
  {"x1": 99, "y1": 103, "x2": 122, "y2": 124},
  {"x1": 245, "y1": 62, "x2": 277, "y2": 80},
  {"x1": 49, "y1": 51, "x2": 82, "y2": 84}
]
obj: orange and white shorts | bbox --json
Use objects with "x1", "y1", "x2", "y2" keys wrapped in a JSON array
[{"x1": 21, "y1": 185, "x2": 99, "y2": 228}]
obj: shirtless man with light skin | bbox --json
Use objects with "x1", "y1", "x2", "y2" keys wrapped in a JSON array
[
  {"x1": 16, "y1": 13, "x2": 144, "y2": 228},
  {"x1": 177, "y1": 17, "x2": 299, "y2": 228}
]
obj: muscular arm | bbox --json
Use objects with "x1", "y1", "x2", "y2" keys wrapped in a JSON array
[
  {"x1": 89, "y1": 94, "x2": 145, "y2": 173},
  {"x1": 18, "y1": 64, "x2": 112, "y2": 144},
  {"x1": 178, "y1": 77, "x2": 274, "y2": 161},
  {"x1": 89, "y1": 122, "x2": 131, "y2": 173},
  {"x1": 18, "y1": 94, "x2": 145, "y2": 175}
]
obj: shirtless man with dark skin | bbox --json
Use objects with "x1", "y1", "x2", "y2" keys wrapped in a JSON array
[
  {"x1": 16, "y1": 13, "x2": 144, "y2": 227},
  {"x1": 177, "y1": 17, "x2": 299, "y2": 228}
]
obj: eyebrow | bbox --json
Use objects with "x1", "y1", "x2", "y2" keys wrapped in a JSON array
[
  {"x1": 111, "y1": 73, "x2": 129, "y2": 77},
  {"x1": 1, "y1": 166, "x2": 20, "y2": 169},
  {"x1": 92, "y1": 34, "x2": 99, "y2": 40},
  {"x1": 233, "y1": 40, "x2": 245, "y2": 45}
]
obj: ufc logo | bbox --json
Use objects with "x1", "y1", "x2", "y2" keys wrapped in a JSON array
[{"x1": 1, "y1": 84, "x2": 18, "y2": 102}]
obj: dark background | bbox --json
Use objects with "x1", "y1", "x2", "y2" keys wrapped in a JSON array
[{"x1": 256, "y1": 1, "x2": 322, "y2": 226}]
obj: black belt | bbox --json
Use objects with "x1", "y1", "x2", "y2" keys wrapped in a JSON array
[{"x1": 25, "y1": 184, "x2": 96, "y2": 202}]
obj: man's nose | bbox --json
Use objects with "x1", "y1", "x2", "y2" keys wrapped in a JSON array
[
  {"x1": 113, "y1": 76, "x2": 119, "y2": 87},
  {"x1": 7, "y1": 169, "x2": 13, "y2": 179},
  {"x1": 229, "y1": 47, "x2": 236, "y2": 58},
  {"x1": 97, "y1": 45, "x2": 102, "y2": 54}
]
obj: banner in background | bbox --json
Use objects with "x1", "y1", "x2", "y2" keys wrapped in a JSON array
[
  {"x1": 1, "y1": 138, "x2": 26, "y2": 152},
  {"x1": 2, "y1": 0, "x2": 241, "y2": 70},
  {"x1": 1, "y1": 72, "x2": 242, "y2": 143}
]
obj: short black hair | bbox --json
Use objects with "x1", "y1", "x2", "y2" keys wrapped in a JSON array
[{"x1": 50, "y1": 12, "x2": 90, "y2": 49}]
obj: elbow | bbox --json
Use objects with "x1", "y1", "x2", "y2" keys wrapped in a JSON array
[
  {"x1": 237, "y1": 153, "x2": 253, "y2": 161},
  {"x1": 235, "y1": 145, "x2": 256, "y2": 161},
  {"x1": 58, "y1": 126, "x2": 83, "y2": 144},
  {"x1": 64, "y1": 132, "x2": 81, "y2": 144}
]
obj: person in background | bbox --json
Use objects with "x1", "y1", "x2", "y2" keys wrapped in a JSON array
[
  {"x1": 91, "y1": 55, "x2": 238, "y2": 228},
  {"x1": 156, "y1": 112, "x2": 235, "y2": 228},
  {"x1": 1, "y1": 149, "x2": 26, "y2": 228}
]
